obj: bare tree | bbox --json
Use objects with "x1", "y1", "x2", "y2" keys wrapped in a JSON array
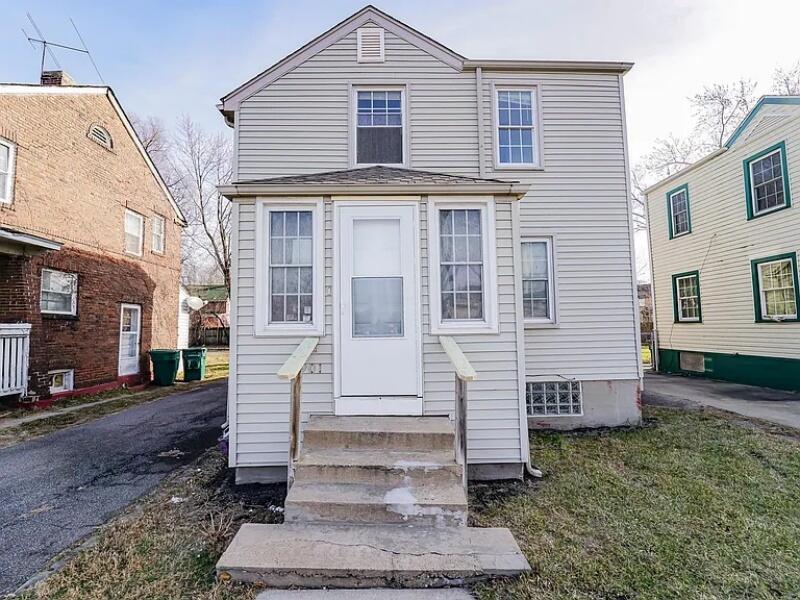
[
  {"x1": 171, "y1": 117, "x2": 234, "y2": 293},
  {"x1": 772, "y1": 61, "x2": 800, "y2": 95},
  {"x1": 690, "y1": 79, "x2": 757, "y2": 150}
]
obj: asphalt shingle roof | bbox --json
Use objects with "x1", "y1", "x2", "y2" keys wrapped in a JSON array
[{"x1": 236, "y1": 166, "x2": 516, "y2": 186}]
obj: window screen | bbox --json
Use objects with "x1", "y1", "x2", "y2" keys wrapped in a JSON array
[{"x1": 356, "y1": 90, "x2": 403, "y2": 165}]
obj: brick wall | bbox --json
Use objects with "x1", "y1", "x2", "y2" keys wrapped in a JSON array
[{"x1": 0, "y1": 88, "x2": 182, "y2": 399}]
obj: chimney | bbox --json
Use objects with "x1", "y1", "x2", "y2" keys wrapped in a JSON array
[{"x1": 40, "y1": 70, "x2": 75, "y2": 86}]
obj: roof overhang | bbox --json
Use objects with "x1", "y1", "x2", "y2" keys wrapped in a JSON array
[
  {"x1": 0, "y1": 227, "x2": 62, "y2": 256},
  {"x1": 219, "y1": 181, "x2": 530, "y2": 199},
  {"x1": 463, "y1": 60, "x2": 633, "y2": 74}
]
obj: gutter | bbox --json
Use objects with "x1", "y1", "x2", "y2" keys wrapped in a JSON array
[
  {"x1": 463, "y1": 59, "x2": 633, "y2": 74},
  {"x1": 218, "y1": 182, "x2": 530, "y2": 198}
]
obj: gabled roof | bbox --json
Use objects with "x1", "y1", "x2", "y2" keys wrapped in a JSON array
[
  {"x1": 219, "y1": 5, "x2": 465, "y2": 117},
  {"x1": 645, "y1": 96, "x2": 800, "y2": 195},
  {"x1": 0, "y1": 84, "x2": 187, "y2": 226},
  {"x1": 219, "y1": 166, "x2": 529, "y2": 197}
]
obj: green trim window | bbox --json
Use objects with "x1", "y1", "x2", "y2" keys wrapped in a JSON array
[
  {"x1": 667, "y1": 184, "x2": 691, "y2": 238},
  {"x1": 744, "y1": 141, "x2": 791, "y2": 220},
  {"x1": 751, "y1": 253, "x2": 799, "y2": 322},
  {"x1": 672, "y1": 271, "x2": 702, "y2": 323}
]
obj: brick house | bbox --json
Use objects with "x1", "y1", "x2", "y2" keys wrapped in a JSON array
[{"x1": 0, "y1": 71, "x2": 185, "y2": 402}]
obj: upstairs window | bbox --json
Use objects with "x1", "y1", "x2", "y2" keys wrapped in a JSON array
[
  {"x1": 522, "y1": 238, "x2": 555, "y2": 323},
  {"x1": 751, "y1": 253, "x2": 799, "y2": 322},
  {"x1": 0, "y1": 139, "x2": 15, "y2": 203},
  {"x1": 744, "y1": 142, "x2": 791, "y2": 219},
  {"x1": 496, "y1": 88, "x2": 539, "y2": 167},
  {"x1": 667, "y1": 184, "x2": 691, "y2": 238},
  {"x1": 41, "y1": 268, "x2": 78, "y2": 316},
  {"x1": 672, "y1": 271, "x2": 702, "y2": 323},
  {"x1": 152, "y1": 214, "x2": 166, "y2": 254},
  {"x1": 124, "y1": 210, "x2": 144, "y2": 256},
  {"x1": 355, "y1": 89, "x2": 404, "y2": 166}
]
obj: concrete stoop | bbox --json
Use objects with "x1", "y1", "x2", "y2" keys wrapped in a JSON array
[{"x1": 217, "y1": 416, "x2": 530, "y2": 588}]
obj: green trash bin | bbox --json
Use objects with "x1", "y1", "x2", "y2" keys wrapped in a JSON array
[
  {"x1": 149, "y1": 349, "x2": 180, "y2": 386},
  {"x1": 181, "y1": 347, "x2": 207, "y2": 382}
]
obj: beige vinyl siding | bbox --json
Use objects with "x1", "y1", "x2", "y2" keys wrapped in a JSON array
[
  {"x1": 481, "y1": 72, "x2": 639, "y2": 380},
  {"x1": 237, "y1": 28, "x2": 479, "y2": 179},
  {"x1": 421, "y1": 199, "x2": 522, "y2": 462},
  {"x1": 647, "y1": 107, "x2": 800, "y2": 359}
]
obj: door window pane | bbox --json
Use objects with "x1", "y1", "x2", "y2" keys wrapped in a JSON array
[
  {"x1": 439, "y1": 209, "x2": 484, "y2": 321},
  {"x1": 352, "y1": 277, "x2": 403, "y2": 337},
  {"x1": 269, "y1": 210, "x2": 314, "y2": 324}
]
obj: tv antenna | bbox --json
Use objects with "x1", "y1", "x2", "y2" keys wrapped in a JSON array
[{"x1": 22, "y1": 13, "x2": 105, "y2": 84}]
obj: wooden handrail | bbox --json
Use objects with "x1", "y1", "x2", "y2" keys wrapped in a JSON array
[
  {"x1": 277, "y1": 337, "x2": 319, "y2": 486},
  {"x1": 438, "y1": 336, "x2": 476, "y2": 490}
]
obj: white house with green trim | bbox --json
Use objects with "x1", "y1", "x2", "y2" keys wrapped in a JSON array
[{"x1": 646, "y1": 96, "x2": 800, "y2": 391}]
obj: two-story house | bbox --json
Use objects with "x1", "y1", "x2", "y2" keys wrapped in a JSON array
[
  {"x1": 218, "y1": 5, "x2": 641, "y2": 485},
  {"x1": 0, "y1": 71, "x2": 185, "y2": 403},
  {"x1": 646, "y1": 97, "x2": 800, "y2": 392}
]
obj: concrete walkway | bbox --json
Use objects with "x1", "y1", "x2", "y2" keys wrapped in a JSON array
[
  {"x1": 644, "y1": 373, "x2": 800, "y2": 429},
  {"x1": 0, "y1": 381, "x2": 227, "y2": 594}
]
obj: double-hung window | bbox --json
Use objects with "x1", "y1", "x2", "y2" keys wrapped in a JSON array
[
  {"x1": 41, "y1": 268, "x2": 78, "y2": 316},
  {"x1": 0, "y1": 139, "x2": 15, "y2": 203},
  {"x1": 744, "y1": 142, "x2": 791, "y2": 219},
  {"x1": 496, "y1": 88, "x2": 540, "y2": 167},
  {"x1": 667, "y1": 184, "x2": 691, "y2": 238},
  {"x1": 257, "y1": 200, "x2": 324, "y2": 336},
  {"x1": 429, "y1": 198, "x2": 498, "y2": 334},
  {"x1": 152, "y1": 215, "x2": 165, "y2": 254},
  {"x1": 751, "y1": 253, "x2": 799, "y2": 322},
  {"x1": 355, "y1": 89, "x2": 404, "y2": 166},
  {"x1": 672, "y1": 271, "x2": 702, "y2": 323},
  {"x1": 124, "y1": 210, "x2": 144, "y2": 256},
  {"x1": 521, "y1": 238, "x2": 555, "y2": 323}
]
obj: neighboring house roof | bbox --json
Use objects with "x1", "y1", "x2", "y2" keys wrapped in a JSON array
[
  {"x1": 200, "y1": 313, "x2": 230, "y2": 329},
  {"x1": 0, "y1": 83, "x2": 187, "y2": 226},
  {"x1": 186, "y1": 284, "x2": 229, "y2": 302},
  {"x1": 220, "y1": 166, "x2": 530, "y2": 197},
  {"x1": 218, "y1": 5, "x2": 632, "y2": 120},
  {"x1": 645, "y1": 96, "x2": 800, "y2": 195}
]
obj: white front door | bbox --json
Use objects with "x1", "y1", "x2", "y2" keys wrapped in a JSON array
[
  {"x1": 336, "y1": 204, "x2": 421, "y2": 415},
  {"x1": 118, "y1": 303, "x2": 141, "y2": 376}
]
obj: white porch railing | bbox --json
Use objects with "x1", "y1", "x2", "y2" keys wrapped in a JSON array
[
  {"x1": 439, "y1": 336, "x2": 477, "y2": 490},
  {"x1": 0, "y1": 324, "x2": 31, "y2": 397}
]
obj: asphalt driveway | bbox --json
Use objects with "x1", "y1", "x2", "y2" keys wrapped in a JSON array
[
  {"x1": 0, "y1": 381, "x2": 227, "y2": 594},
  {"x1": 644, "y1": 372, "x2": 800, "y2": 429}
]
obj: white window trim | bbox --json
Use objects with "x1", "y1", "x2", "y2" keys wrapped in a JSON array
[
  {"x1": 522, "y1": 236, "x2": 558, "y2": 326},
  {"x1": 427, "y1": 196, "x2": 498, "y2": 335},
  {"x1": 124, "y1": 209, "x2": 144, "y2": 256},
  {"x1": 675, "y1": 274, "x2": 700, "y2": 323},
  {"x1": 668, "y1": 189, "x2": 690, "y2": 237},
  {"x1": 349, "y1": 84, "x2": 408, "y2": 168},
  {"x1": 255, "y1": 198, "x2": 325, "y2": 337},
  {"x1": 48, "y1": 369, "x2": 74, "y2": 394},
  {"x1": 151, "y1": 214, "x2": 166, "y2": 254},
  {"x1": 40, "y1": 268, "x2": 78, "y2": 316},
  {"x1": 748, "y1": 148, "x2": 787, "y2": 217},
  {"x1": 356, "y1": 27, "x2": 385, "y2": 63},
  {"x1": 492, "y1": 83, "x2": 544, "y2": 171},
  {"x1": 0, "y1": 138, "x2": 16, "y2": 204},
  {"x1": 757, "y1": 258, "x2": 798, "y2": 320}
]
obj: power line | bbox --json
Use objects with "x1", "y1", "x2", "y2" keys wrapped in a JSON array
[{"x1": 70, "y1": 17, "x2": 105, "y2": 84}]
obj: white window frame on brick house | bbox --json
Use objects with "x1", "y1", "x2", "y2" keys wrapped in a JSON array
[
  {"x1": 492, "y1": 84, "x2": 544, "y2": 170},
  {"x1": 151, "y1": 214, "x2": 166, "y2": 254},
  {"x1": 254, "y1": 198, "x2": 325, "y2": 337},
  {"x1": 124, "y1": 209, "x2": 144, "y2": 256},
  {"x1": 521, "y1": 237, "x2": 557, "y2": 325},
  {"x1": 427, "y1": 196, "x2": 498, "y2": 335},
  {"x1": 40, "y1": 268, "x2": 78, "y2": 316},
  {"x1": 0, "y1": 138, "x2": 16, "y2": 204},
  {"x1": 48, "y1": 369, "x2": 74, "y2": 394}
]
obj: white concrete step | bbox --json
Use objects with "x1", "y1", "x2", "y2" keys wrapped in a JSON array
[
  {"x1": 217, "y1": 522, "x2": 530, "y2": 588},
  {"x1": 302, "y1": 416, "x2": 455, "y2": 451},
  {"x1": 293, "y1": 448, "x2": 462, "y2": 486},
  {"x1": 285, "y1": 480, "x2": 468, "y2": 527}
]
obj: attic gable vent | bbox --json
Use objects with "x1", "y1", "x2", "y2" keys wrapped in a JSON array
[
  {"x1": 357, "y1": 27, "x2": 384, "y2": 63},
  {"x1": 88, "y1": 124, "x2": 113, "y2": 150}
]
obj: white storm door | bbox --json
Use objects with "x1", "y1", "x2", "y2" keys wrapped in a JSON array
[
  {"x1": 118, "y1": 303, "x2": 141, "y2": 376},
  {"x1": 338, "y1": 204, "x2": 420, "y2": 414}
]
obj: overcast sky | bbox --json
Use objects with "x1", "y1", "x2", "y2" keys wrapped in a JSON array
[{"x1": 3, "y1": 0, "x2": 800, "y2": 278}]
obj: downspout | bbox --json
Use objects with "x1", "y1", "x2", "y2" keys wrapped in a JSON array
[{"x1": 475, "y1": 67, "x2": 486, "y2": 178}]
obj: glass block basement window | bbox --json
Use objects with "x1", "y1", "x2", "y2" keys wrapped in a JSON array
[{"x1": 526, "y1": 381, "x2": 583, "y2": 416}]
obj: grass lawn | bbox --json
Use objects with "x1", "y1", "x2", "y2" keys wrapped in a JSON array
[{"x1": 20, "y1": 405, "x2": 800, "y2": 599}]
